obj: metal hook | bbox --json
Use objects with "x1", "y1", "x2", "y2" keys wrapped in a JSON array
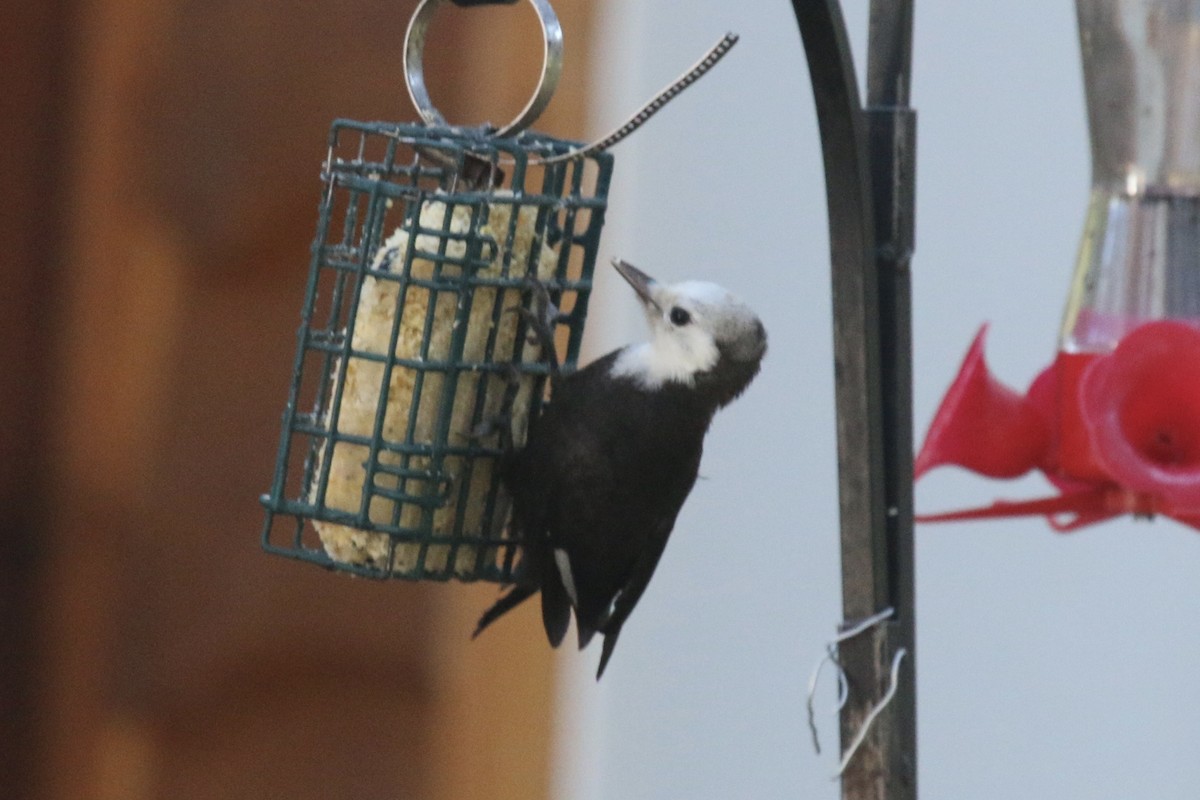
[{"x1": 403, "y1": 0, "x2": 564, "y2": 138}]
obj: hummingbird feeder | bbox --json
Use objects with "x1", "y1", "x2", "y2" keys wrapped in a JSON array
[
  {"x1": 260, "y1": 0, "x2": 613, "y2": 581},
  {"x1": 916, "y1": 0, "x2": 1200, "y2": 532}
]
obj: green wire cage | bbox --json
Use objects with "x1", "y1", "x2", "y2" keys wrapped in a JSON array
[{"x1": 260, "y1": 119, "x2": 613, "y2": 582}]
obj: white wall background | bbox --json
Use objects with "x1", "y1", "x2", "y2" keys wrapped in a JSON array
[{"x1": 553, "y1": 2, "x2": 1200, "y2": 798}]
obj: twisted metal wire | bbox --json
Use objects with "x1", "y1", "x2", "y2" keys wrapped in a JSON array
[{"x1": 537, "y1": 33, "x2": 739, "y2": 164}]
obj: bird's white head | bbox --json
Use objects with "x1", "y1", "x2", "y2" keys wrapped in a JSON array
[{"x1": 610, "y1": 259, "x2": 767, "y2": 391}]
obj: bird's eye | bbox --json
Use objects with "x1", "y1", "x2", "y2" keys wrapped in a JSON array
[{"x1": 669, "y1": 307, "x2": 691, "y2": 326}]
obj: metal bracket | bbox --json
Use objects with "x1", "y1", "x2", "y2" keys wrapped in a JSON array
[{"x1": 791, "y1": 2, "x2": 917, "y2": 798}]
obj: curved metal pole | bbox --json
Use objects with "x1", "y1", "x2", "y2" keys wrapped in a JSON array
[{"x1": 791, "y1": 2, "x2": 916, "y2": 799}]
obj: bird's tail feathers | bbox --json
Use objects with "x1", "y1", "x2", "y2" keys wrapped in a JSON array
[
  {"x1": 472, "y1": 584, "x2": 537, "y2": 639},
  {"x1": 575, "y1": 615, "x2": 597, "y2": 650},
  {"x1": 540, "y1": 574, "x2": 571, "y2": 648},
  {"x1": 595, "y1": 623, "x2": 624, "y2": 680}
]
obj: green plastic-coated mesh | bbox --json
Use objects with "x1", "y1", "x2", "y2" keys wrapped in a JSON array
[{"x1": 260, "y1": 120, "x2": 613, "y2": 582}]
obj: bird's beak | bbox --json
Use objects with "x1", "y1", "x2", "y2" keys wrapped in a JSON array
[{"x1": 611, "y1": 259, "x2": 661, "y2": 312}]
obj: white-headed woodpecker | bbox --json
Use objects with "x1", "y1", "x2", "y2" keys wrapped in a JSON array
[{"x1": 473, "y1": 259, "x2": 767, "y2": 679}]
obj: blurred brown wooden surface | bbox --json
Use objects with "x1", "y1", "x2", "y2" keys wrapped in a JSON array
[
  {"x1": 1, "y1": 1, "x2": 596, "y2": 798},
  {"x1": 1, "y1": 3, "x2": 75, "y2": 797}
]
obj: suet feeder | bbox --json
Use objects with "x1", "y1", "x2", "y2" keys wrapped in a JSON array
[
  {"x1": 916, "y1": 0, "x2": 1200, "y2": 532},
  {"x1": 260, "y1": 0, "x2": 613, "y2": 582}
]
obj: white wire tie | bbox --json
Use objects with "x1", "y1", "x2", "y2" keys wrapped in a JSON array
[
  {"x1": 836, "y1": 647, "x2": 908, "y2": 778},
  {"x1": 805, "y1": 606, "x2": 897, "y2": 756}
]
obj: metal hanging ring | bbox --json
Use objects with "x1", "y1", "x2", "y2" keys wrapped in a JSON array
[{"x1": 404, "y1": 0, "x2": 564, "y2": 138}]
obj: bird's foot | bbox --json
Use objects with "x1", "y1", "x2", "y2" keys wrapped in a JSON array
[
  {"x1": 508, "y1": 277, "x2": 565, "y2": 384},
  {"x1": 469, "y1": 364, "x2": 524, "y2": 452}
]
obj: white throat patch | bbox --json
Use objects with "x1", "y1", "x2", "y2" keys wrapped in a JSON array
[{"x1": 610, "y1": 332, "x2": 720, "y2": 389}]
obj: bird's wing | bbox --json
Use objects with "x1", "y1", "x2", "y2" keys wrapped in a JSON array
[
  {"x1": 503, "y1": 361, "x2": 619, "y2": 647},
  {"x1": 594, "y1": 514, "x2": 677, "y2": 679}
]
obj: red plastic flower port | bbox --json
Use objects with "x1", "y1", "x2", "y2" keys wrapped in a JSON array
[
  {"x1": 914, "y1": 320, "x2": 1200, "y2": 532},
  {"x1": 1081, "y1": 321, "x2": 1200, "y2": 517},
  {"x1": 913, "y1": 326, "x2": 1049, "y2": 481}
]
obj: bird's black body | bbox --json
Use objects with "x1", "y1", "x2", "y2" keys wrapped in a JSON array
[{"x1": 473, "y1": 261, "x2": 765, "y2": 678}]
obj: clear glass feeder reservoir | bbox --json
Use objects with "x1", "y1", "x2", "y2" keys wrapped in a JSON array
[
  {"x1": 1064, "y1": 0, "x2": 1200, "y2": 352},
  {"x1": 1059, "y1": 0, "x2": 1200, "y2": 477}
]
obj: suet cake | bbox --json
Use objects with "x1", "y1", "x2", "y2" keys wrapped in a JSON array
[{"x1": 312, "y1": 196, "x2": 557, "y2": 576}]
